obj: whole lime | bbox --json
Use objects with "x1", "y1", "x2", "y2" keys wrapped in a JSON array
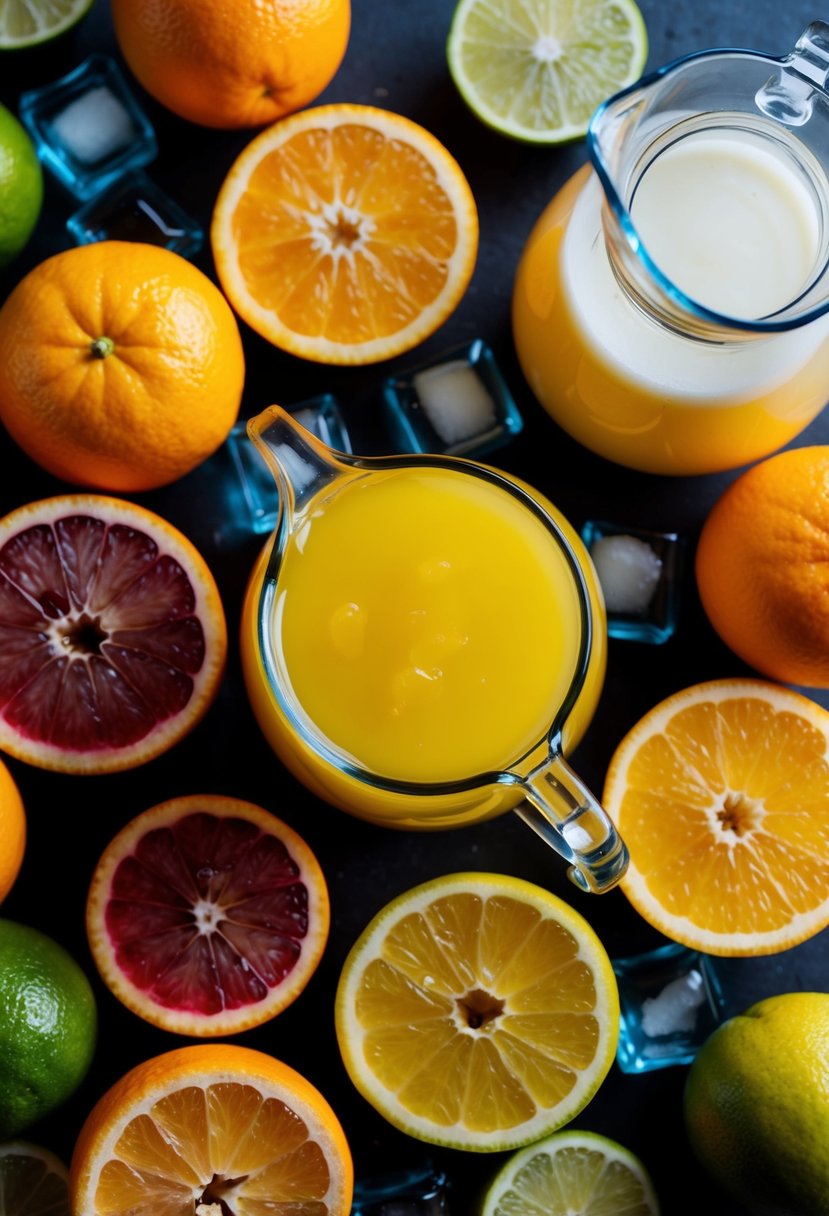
[
  {"x1": 684, "y1": 992, "x2": 829, "y2": 1216},
  {"x1": 0, "y1": 105, "x2": 43, "y2": 269},
  {"x1": 0, "y1": 919, "x2": 97, "y2": 1137}
]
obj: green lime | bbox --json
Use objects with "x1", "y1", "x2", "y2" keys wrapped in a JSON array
[
  {"x1": 0, "y1": 1141, "x2": 69, "y2": 1216},
  {"x1": 0, "y1": 0, "x2": 94, "y2": 50},
  {"x1": 480, "y1": 1129, "x2": 660, "y2": 1216},
  {"x1": 0, "y1": 104, "x2": 42, "y2": 269},
  {"x1": 0, "y1": 919, "x2": 97, "y2": 1138},
  {"x1": 446, "y1": 0, "x2": 648, "y2": 144},
  {"x1": 684, "y1": 992, "x2": 829, "y2": 1216}
]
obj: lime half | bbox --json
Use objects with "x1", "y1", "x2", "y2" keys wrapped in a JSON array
[
  {"x1": 0, "y1": 1141, "x2": 70, "y2": 1216},
  {"x1": 481, "y1": 1129, "x2": 660, "y2": 1216},
  {"x1": 0, "y1": 0, "x2": 94, "y2": 49},
  {"x1": 447, "y1": 0, "x2": 648, "y2": 143}
]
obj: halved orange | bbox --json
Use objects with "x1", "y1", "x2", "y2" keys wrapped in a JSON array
[
  {"x1": 335, "y1": 872, "x2": 618, "y2": 1152},
  {"x1": 69, "y1": 1043, "x2": 353, "y2": 1216},
  {"x1": 0, "y1": 496, "x2": 226, "y2": 774},
  {"x1": 86, "y1": 794, "x2": 329, "y2": 1036},
  {"x1": 603, "y1": 679, "x2": 829, "y2": 956},
  {"x1": 211, "y1": 104, "x2": 479, "y2": 365}
]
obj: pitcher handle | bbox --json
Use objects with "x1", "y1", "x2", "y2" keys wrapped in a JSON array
[{"x1": 513, "y1": 751, "x2": 629, "y2": 894}]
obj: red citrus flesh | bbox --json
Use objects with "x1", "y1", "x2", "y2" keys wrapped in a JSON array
[
  {"x1": 87, "y1": 795, "x2": 330, "y2": 1035},
  {"x1": 0, "y1": 496, "x2": 226, "y2": 773}
]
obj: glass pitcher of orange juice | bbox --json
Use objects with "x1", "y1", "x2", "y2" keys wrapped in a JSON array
[
  {"x1": 239, "y1": 406, "x2": 628, "y2": 893},
  {"x1": 513, "y1": 23, "x2": 829, "y2": 475}
]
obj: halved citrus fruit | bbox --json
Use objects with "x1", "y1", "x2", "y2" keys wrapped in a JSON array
[
  {"x1": 0, "y1": 1141, "x2": 70, "y2": 1216},
  {"x1": 447, "y1": 0, "x2": 648, "y2": 144},
  {"x1": 603, "y1": 679, "x2": 829, "y2": 956},
  {"x1": 0, "y1": 495, "x2": 226, "y2": 774},
  {"x1": 69, "y1": 1043, "x2": 353, "y2": 1216},
  {"x1": 335, "y1": 872, "x2": 619, "y2": 1152},
  {"x1": 210, "y1": 104, "x2": 479, "y2": 365},
  {"x1": 480, "y1": 1129, "x2": 660, "y2": 1216},
  {"x1": 86, "y1": 794, "x2": 330, "y2": 1036}
]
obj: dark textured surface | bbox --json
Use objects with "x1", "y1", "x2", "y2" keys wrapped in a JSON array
[{"x1": 0, "y1": 3, "x2": 827, "y2": 1214}]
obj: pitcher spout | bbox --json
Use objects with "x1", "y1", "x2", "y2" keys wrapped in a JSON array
[{"x1": 246, "y1": 405, "x2": 350, "y2": 532}]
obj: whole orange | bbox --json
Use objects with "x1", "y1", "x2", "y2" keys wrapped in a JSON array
[
  {"x1": 0, "y1": 242, "x2": 245, "y2": 492},
  {"x1": 111, "y1": 0, "x2": 351, "y2": 129},
  {"x1": 0, "y1": 758, "x2": 24, "y2": 904},
  {"x1": 695, "y1": 446, "x2": 829, "y2": 687}
]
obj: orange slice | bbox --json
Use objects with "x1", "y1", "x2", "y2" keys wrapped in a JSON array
[
  {"x1": 603, "y1": 679, "x2": 829, "y2": 956},
  {"x1": 70, "y1": 1043, "x2": 353, "y2": 1216},
  {"x1": 210, "y1": 104, "x2": 479, "y2": 365},
  {"x1": 86, "y1": 795, "x2": 329, "y2": 1036},
  {"x1": 0, "y1": 495, "x2": 226, "y2": 774},
  {"x1": 335, "y1": 872, "x2": 618, "y2": 1152}
]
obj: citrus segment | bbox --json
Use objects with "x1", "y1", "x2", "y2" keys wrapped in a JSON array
[
  {"x1": 0, "y1": 1141, "x2": 70, "y2": 1216},
  {"x1": 481, "y1": 1129, "x2": 660, "y2": 1215},
  {"x1": 69, "y1": 1044, "x2": 353, "y2": 1216},
  {"x1": 335, "y1": 873, "x2": 618, "y2": 1151},
  {"x1": 86, "y1": 795, "x2": 329, "y2": 1035},
  {"x1": 0, "y1": 496, "x2": 226, "y2": 775},
  {"x1": 695, "y1": 446, "x2": 829, "y2": 688},
  {"x1": 603, "y1": 679, "x2": 829, "y2": 955},
  {"x1": 0, "y1": 0, "x2": 92, "y2": 48},
  {"x1": 0, "y1": 242, "x2": 244, "y2": 492},
  {"x1": 211, "y1": 105, "x2": 479, "y2": 364},
  {"x1": 447, "y1": 0, "x2": 648, "y2": 144}
]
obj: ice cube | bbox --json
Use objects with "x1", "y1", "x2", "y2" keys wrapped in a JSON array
[
  {"x1": 590, "y1": 534, "x2": 663, "y2": 615},
  {"x1": 50, "y1": 86, "x2": 137, "y2": 165},
  {"x1": 413, "y1": 361, "x2": 497, "y2": 445},
  {"x1": 640, "y1": 971, "x2": 706, "y2": 1036}
]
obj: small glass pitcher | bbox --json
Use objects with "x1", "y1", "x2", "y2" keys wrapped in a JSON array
[
  {"x1": 239, "y1": 406, "x2": 628, "y2": 894},
  {"x1": 513, "y1": 22, "x2": 829, "y2": 475}
]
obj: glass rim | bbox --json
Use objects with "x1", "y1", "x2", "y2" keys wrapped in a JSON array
[
  {"x1": 587, "y1": 39, "x2": 829, "y2": 334},
  {"x1": 256, "y1": 449, "x2": 594, "y2": 797}
]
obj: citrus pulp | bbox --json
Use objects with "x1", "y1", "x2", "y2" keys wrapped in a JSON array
[
  {"x1": 211, "y1": 104, "x2": 478, "y2": 364},
  {"x1": 0, "y1": 0, "x2": 93, "y2": 48},
  {"x1": 480, "y1": 1129, "x2": 660, "y2": 1215},
  {"x1": 335, "y1": 872, "x2": 619, "y2": 1151},
  {"x1": 0, "y1": 919, "x2": 97, "y2": 1138},
  {"x1": 447, "y1": 0, "x2": 648, "y2": 143},
  {"x1": 684, "y1": 991, "x2": 829, "y2": 1216},
  {"x1": 70, "y1": 1043, "x2": 353, "y2": 1216},
  {"x1": 602, "y1": 678, "x2": 829, "y2": 955},
  {"x1": 0, "y1": 241, "x2": 244, "y2": 492},
  {"x1": 0, "y1": 495, "x2": 227, "y2": 775},
  {"x1": 111, "y1": 0, "x2": 350, "y2": 129},
  {"x1": 0, "y1": 1141, "x2": 69, "y2": 1216},
  {"x1": 86, "y1": 794, "x2": 330, "y2": 1035},
  {"x1": 696, "y1": 445, "x2": 829, "y2": 688}
]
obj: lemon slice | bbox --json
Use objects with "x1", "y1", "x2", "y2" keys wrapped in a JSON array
[
  {"x1": 0, "y1": 0, "x2": 93, "y2": 48},
  {"x1": 481, "y1": 1129, "x2": 660, "y2": 1215},
  {"x1": 0, "y1": 1141, "x2": 70, "y2": 1216},
  {"x1": 335, "y1": 872, "x2": 619, "y2": 1152},
  {"x1": 447, "y1": 0, "x2": 648, "y2": 144}
]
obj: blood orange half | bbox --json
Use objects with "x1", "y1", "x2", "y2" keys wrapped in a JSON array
[
  {"x1": 0, "y1": 495, "x2": 226, "y2": 774},
  {"x1": 86, "y1": 794, "x2": 330, "y2": 1035}
]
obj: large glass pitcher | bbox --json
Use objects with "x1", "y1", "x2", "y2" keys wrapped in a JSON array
[
  {"x1": 239, "y1": 406, "x2": 628, "y2": 893},
  {"x1": 513, "y1": 23, "x2": 829, "y2": 475}
]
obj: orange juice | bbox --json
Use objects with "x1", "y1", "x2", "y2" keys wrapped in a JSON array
[
  {"x1": 513, "y1": 162, "x2": 829, "y2": 475},
  {"x1": 241, "y1": 463, "x2": 606, "y2": 829}
]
